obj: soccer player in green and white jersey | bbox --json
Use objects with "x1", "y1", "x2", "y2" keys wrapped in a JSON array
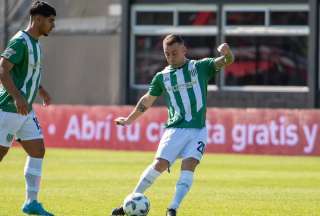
[
  {"x1": 111, "y1": 34, "x2": 234, "y2": 216},
  {"x1": 0, "y1": 1, "x2": 55, "y2": 215}
]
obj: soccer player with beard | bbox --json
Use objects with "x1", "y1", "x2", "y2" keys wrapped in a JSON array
[{"x1": 0, "y1": 1, "x2": 56, "y2": 215}]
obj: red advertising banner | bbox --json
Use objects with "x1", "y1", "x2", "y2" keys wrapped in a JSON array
[{"x1": 33, "y1": 104, "x2": 320, "y2": 156}]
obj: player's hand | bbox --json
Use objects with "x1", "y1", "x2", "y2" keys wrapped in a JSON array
[
  {"x1": 39, "y1": 87, "x2": 51, "y2": 106},
  {"x1": 217, "y1": 43, "x2": 232, "y2": 56},
  {"x1": 114, "y1": 117, "x2": 131, "y2": 126},
  {"x1": 14, "y1": 94, "x2": 28, "y2": 115}
]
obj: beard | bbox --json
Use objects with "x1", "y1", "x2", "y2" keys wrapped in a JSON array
[{"x1": 41, "y1": 27, "x2": 53, "y2": 37}]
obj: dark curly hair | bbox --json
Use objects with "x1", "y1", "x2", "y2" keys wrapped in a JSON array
[{"x1": 30, "y1": 1, "x2": 56, "y2": 17}]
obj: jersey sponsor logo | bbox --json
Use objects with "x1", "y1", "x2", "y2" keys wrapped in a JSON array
[
  {"x1": 166, "y1": 80, "x2": 197, "y2": 92},
  {"x1": 2, "y1": 48, "x2": 16, "y2": 59}
]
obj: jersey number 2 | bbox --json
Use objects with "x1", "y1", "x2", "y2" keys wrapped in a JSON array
[{"x1": 197, "y1": 141, "x2": 205, "y2": 155}]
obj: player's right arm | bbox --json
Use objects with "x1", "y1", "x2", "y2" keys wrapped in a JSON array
[
  {"x1": 0, "y1": 57, "x2": 28, "y2": 115},
  {"x1": 115, "y1": 93, "x2": 158, "y2": 126},
  {"x1": 214, "y1": 43, "x2": 234, "y2": 70}
]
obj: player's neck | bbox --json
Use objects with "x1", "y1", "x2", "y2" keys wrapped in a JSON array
[
  {"x1": 25, "y1": 25, "x2": 41, "y2": 40},
  {"x1": 170, "y1": 58, "x2": 188, "y2": 69}
]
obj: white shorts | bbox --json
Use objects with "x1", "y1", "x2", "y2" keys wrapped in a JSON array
[
  {"x1": 155, "y1": 127, "x2": 207, "y2": 165},
  {"x1": 0, "y1": 110, "x2": 43, "y2": 147}
]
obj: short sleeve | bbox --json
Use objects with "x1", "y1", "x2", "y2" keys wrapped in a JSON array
[
  {"x1": 1, "y1": 39, "x2": 25, "y2": 65},
  {"x1": 197, "y1": 57, "x2": 218, "y2": 79},
  {"x1": 148, "y1": 73, "x2": 163, "y2": 96}
]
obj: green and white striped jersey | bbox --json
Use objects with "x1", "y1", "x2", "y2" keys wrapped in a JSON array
[
  {"x1": 0, "y1": 31, "x2": 42, "y2": 113},
  {"x1": 149, "y1": 58, "x2": 218, "y2": 128}
]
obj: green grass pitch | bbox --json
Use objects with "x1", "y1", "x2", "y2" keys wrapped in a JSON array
[{"x1": 0, "y1": 148, "x2": 319, "y2": 216}]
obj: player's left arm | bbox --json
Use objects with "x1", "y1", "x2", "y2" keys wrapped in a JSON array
[
  {"x1": 115, "y1": 93, "x2": 158, "y2": 126},
  {"x1": 214, "y1": 43, "x2": 234, "y2": 70},
  {"x1": 38, "y1": 85, "x2": 51, "y2": 106}
]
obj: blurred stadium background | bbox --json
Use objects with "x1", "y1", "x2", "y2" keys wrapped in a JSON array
[
  {"x1": 1, "y1": 0, "x2": 319, "y2": 107},
  {"x1": 0, "y1": 0, "x2": 320, "y2": 215}
]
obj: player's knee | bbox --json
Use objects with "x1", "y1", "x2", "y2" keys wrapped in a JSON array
[
  {"x1": 181, "y1": 158, "x2": 199, "y2": 171},
  {"x1": 30, "y1": 146, "x2": 46, "y2": 158},
  {"x1": 37, "y1": 147, "x2": 46, "y2": 158},
  {"x1": 0, "y1": 154, "x2": 5, "y2": 162},
  {"x1": 0, "y1": 152, "x2": 7, "y2": 162},
  {"x1": 0, "y1": 147, "x2": 9, "y2": 162},
  {"x1": 153, "y1": 158, "x2": 169, "y2": 173}
]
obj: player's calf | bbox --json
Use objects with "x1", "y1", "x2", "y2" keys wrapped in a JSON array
[
  {"x1": 23, "y1": 156, "x2": 43, "y2": 204},
  {"x1": 168, "y1": 170, "x2": 194, "y2": 210},
  {"x1": 133, "y1": 165, "x2": 161, "y2": 193}
]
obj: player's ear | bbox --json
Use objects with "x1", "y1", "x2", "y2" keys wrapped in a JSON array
[
  {"x1": 32, "y1": 15, "x2": 41, "y2": 25},
  {"x1": 37, "y1": 15, "x2": 46, "y2": 24}
]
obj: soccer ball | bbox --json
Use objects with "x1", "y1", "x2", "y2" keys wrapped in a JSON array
[{"x1": 123, "y1": 193, "x2": 150, "y2": 216}]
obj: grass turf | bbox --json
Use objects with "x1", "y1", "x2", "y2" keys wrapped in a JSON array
[{"x1": 0, "y1": 148, "x2": 319, "y2": 216}]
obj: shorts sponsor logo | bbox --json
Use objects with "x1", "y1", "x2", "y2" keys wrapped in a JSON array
[{"x1": 6, "y1": 134, "x2": 14, "y2": 143}]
